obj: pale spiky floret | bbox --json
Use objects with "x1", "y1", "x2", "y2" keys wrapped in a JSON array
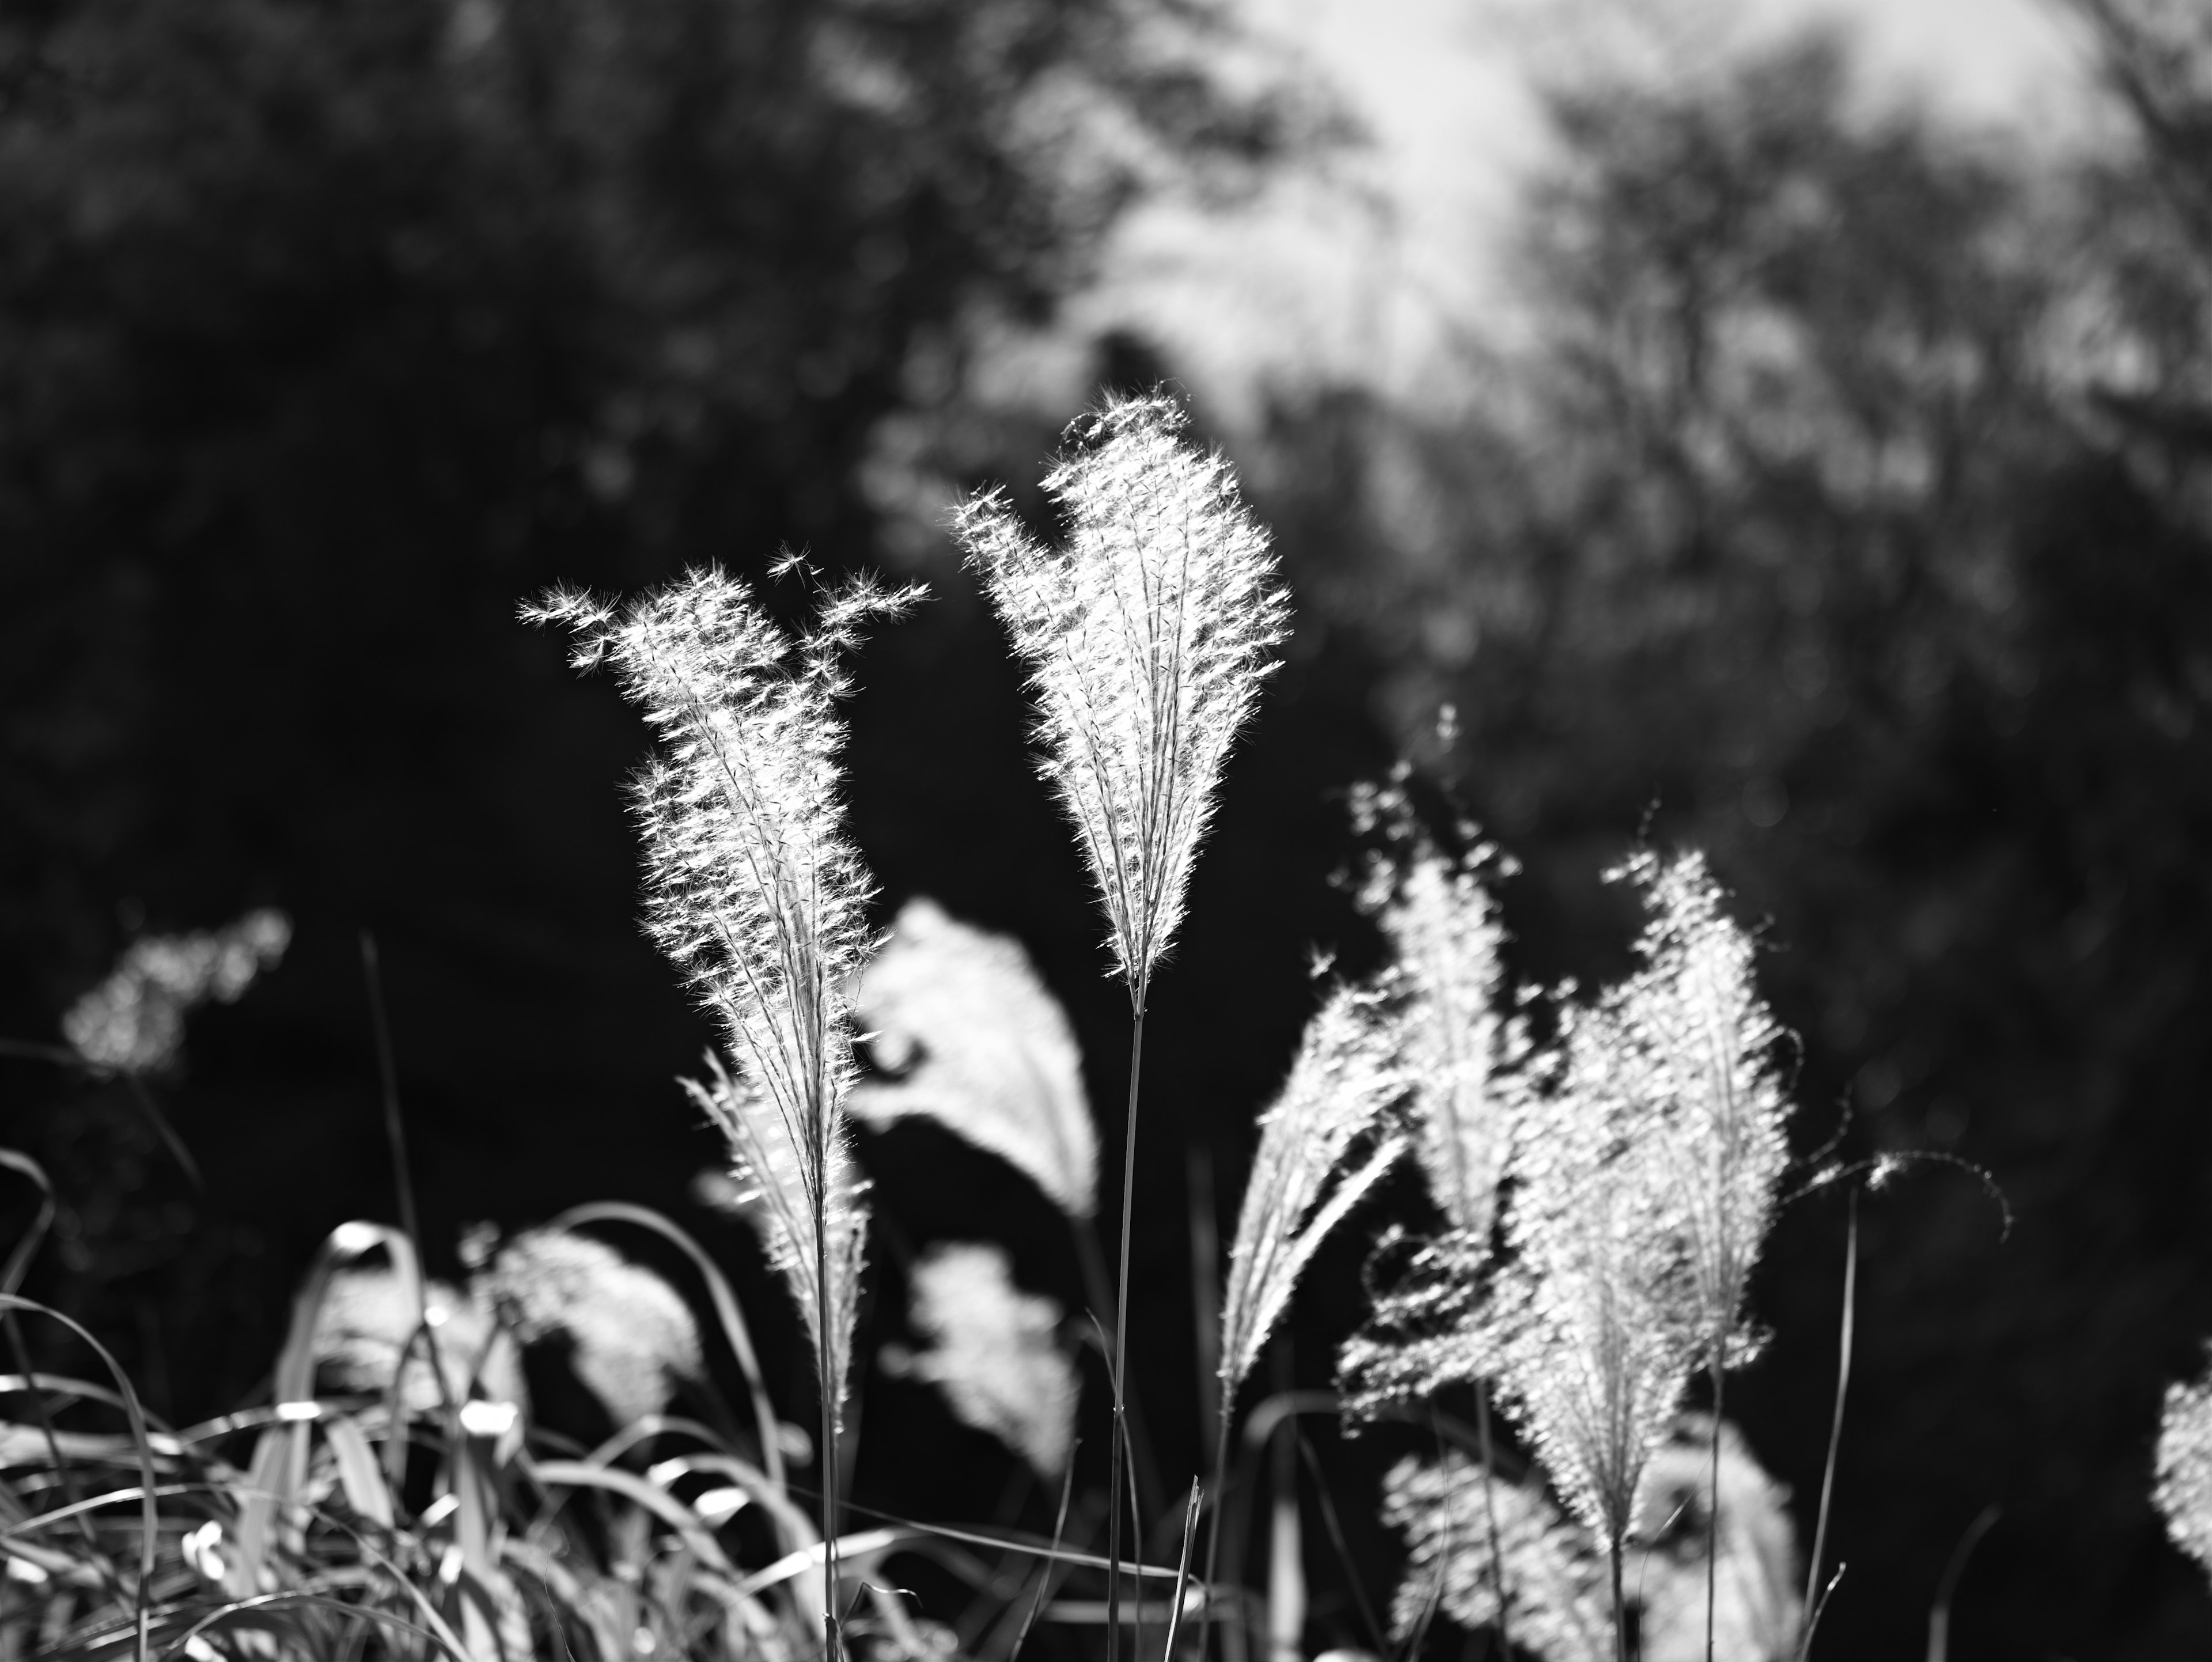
[
  {"x1": 1220, "y1": 983, "x2": 1407, "y2": 1406},
  {"x1": 902, "y1": 1243, "x2": 1078, "y2": 1482},
  {"x1": 479, "y1": 1228, "x2": 703, "y2": 1426},
  {"x1": 685, "y1": 1053, "x2": 869, "y2": 1429},
  {"x1": 62, "y1": 908, "x2": 291, "y2": 1075},
  {"x1": 1363, "y1": 826, "x2": 1518, "y2": 1245},
  {"x1": 2157, "y1": 1350, "x2": 2212, "y2": 1583},
  {"x1": 528, "y1": 566, "x2": 915, "y2": 1421},
  {"x1": 1380, "y1": 1453, "x2": 1610, "y2": 1662},
  {"x1": 956, "y1": 394, "x2": 1290, "y2": 997},
  {"x1": 1484, "y1": 990, "x2": 1703, "y2": 1551},
  {"x1": 849, "y1": 897, "x2": 1097, "y2": 1221},
  {"x1": 1612, "y1": 851, "x2": 1791, "y2": 1367}
]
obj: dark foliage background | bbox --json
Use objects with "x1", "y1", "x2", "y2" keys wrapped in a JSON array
[{"x1": 5, "y1": 1, "x2": 2212, "y2": 1659}]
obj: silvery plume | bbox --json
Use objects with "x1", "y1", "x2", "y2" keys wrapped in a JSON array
[
  {"x1": 63, "y1": 907, "x2": 291, "y2": 1076},
  {"x1": 1353, "y1": 782, "x2": 1520, "y2": 1247},
  {"x1": 2158, "y1": 1347, "x2": 2212, "y2": 1584},
  {"x1": 476, "y1": 1227, "x2": 704, "y2": 1426},
  {"x1": 1612, "y1": 850, "x2": 1791, "y2": 1372},
  {"x1": 895, "y1": 1242, "x2": 1078, "y2": 1482},
  {"x1": 1381, "y1": 1453, "x2": 1611, "y2": 1662},
  {"x1": 849, "y1": 897, "x2": 1097, "y2": 1221},
  {"x1": 1219, "y1": 982, "x2": 1407, "y2": 1407},
  {"x1": 955, "y1": 393, "x2": 1289, "y2": 1000},
  {"x1": 527, "y1": 564, "x2": 915, "y2": 1426},
  {"x1": 1624, "y1": 1416, "x2": 1803, "y2": 1662},
  {"x1": 1481, "y1": 987, "x2": 1703, "y2": 1568}
]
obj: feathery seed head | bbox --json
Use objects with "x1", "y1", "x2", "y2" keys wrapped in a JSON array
[
  {"x1": 63, "y1": 908, "x2": 291, "y2": 1076},
  {"x1": 897, "y1": 1243, "x2": 1079, "y2": 1482},
  {"x1": 479, "y1": 1228, "x2": 704, "y2": 1426},
  {"x1": 1608, "y1": 850, "x2": 1791, "y2": 1365},
  {"x1": 956, "y1": 392, "x2": 1289, "y2": 998},
  {"x1": 1362, "y1": 819, "x2": 1521, "y2": 1248},
  {"x1": 1221, "y1": 982, "x2": 1407, "y2": 1408},
  {"x1": 2158, "y1": 1350, "x2": 2212, "y2": 1583},
  {"x1": 849, "y1": 898, "x2": 1098, "y2": 1220},
  {"x1": 685, "y1": 1054, "x2": 870, "y2": 1425},
  {"x1": 1485, "y1": 991, "x2": 1703, "y2": 1550},
  {"x1": 528, "y1": 566, "x2": 914, "y2": 1425}
]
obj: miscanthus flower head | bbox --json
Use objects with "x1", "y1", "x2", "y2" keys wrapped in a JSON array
[
  {"x1": 1612, "y1": 850, "x2": 1791, "y2": 1368},
  {"x1": 686, "y1": 1054, "x2": 869, "y2": 1426},
  {"x1": 2157, "y1": 1349, "x2": 2212, "y2": 1583},
  {"x1": 526, "y1": 563, "x2": 916, "y2": 1423},
  {"x1": 956, "y1": 393, "x2": 1289, "y2": 1000},
  {"x1": 479, "y1": 1227, "x2": 703, "y2": 1426},
  {"x1": 849, "y1": 897, "x2": 1097, "y2": 1221},
  {"x1": 896, "y1": 1243, "x2": 1078, "y2": 1482},
  {"x1": 1353, "y1": 782, "x2": 1521, "y2": 1247},
  {"x1": 1483, "y1": 989, "x2": 1705, "y2": 1555},
  {"x1": 63, "y1": 908, "x2": 290, "y2": 1076},
  {"x1": 1220, "y1": 982, "x2": 1407, "y2": 1407}
]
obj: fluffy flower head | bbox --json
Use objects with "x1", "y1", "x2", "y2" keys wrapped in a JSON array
[
  {"x1": 956, "y1": 393, "x2": 1289, "y2": 997},
  {"x1": 528, "y1": 565, "x2": 914, "y2": 1421},
  {"x1": 1221, "y1": 982, "x2": 1406, "y2": 1404},
  {"x1": 896, "y1": 1242, "x2": 1078, "y2": 1482},
  {"x1": 849, "y1": 898, "x2": 1097, "y2": 1220}
]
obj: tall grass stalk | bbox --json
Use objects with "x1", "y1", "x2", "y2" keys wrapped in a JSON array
[
  {"x1": 960, "y1": 392, "x2": 1287, "y2": 1662},
  {"x1": 528, "y1": 563, "x2": 916, "y2": 1659}
]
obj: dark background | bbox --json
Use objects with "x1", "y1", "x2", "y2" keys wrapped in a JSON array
[{"x1": 5, "y1": 1, "x2": 2212, "y2": 1657}]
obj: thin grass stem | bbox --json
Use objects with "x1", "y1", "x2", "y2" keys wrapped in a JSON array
[
  {"x1": 1107, "y1": 996, "x2": 1147, "y2": 1662},
  {"x1": 1798, "y1": 1191, "x2": 1859, "y2": 1662},
  {"x1": 1706, "y1": 1343, "x2": 1724, "y2": 1662},
  {"x1": 1474, "y1": 1379, "x2": 1512, "y2": 1661}
]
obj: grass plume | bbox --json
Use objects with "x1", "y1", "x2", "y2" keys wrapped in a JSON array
[
  {"x1": 850, "y1": 896, "x2": 1097, "y2": 1222},
  {"x1": 959, "y1": 391, "x2": 1287, "y2": 1662},
  {"x1": 528, "y1": 562, "x2": 917, "y2": 1655}
]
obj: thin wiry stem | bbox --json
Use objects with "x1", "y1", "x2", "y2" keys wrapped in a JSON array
[
  {"x1": 1106, "y1": 996, "x2": 1147, "y2": 1662},
  {"x1": 1797, "y1": 1192, "x2": 1858, "y2": 1662},
  {"x1": 1475, "y1": 1379, "x2": 1513, "y2": 1661}
]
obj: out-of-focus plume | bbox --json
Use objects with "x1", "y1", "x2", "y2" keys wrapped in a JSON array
[
  {"x1": 1380, "y1": 1453, "x2": 1611, "y2": 1662},
  {"x1": 1353, "y1": 778, "x2": 1520, "y2": 1248},
  {"x1": 477, "y1": 1227, "x2": 703, "y2": 1426},
  {"x1": 62, "y1": 908, "x2": 291, "y2": 1076},
  {"x1": 527, "y1": 565, "x2": 915, "y2": 1428},
  {"x1": 956, "y1": 393, "x2": 1289, "y2": 1000},
  {"x1": 2158, "y1": 1349, "x2": 2212, "y2": 1583},
  {"x1": 892, "y1": 1243, "x2": 1077, "y2": 1482},
  {"x1": 1220, "y1": 983, "x2": 1406, "y2": 1406},
  {"x1": 1382, "y1": 1417, "x2": 1801, "y2": 1662},
  {"x1": 849, "y1": 897, "x2": 1097, "y2": 1221},
  {"x1": 310, "y1": 1269, "x2": 522, "y2": 1414},
  {"x1": 1624, "y1": 1415, "x2": 1802, "y2": 1662}
]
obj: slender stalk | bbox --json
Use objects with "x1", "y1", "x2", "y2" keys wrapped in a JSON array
[
  {"x1": 1706, "y1": 1343, "x2": 1724, "y2": 1662},
  {"x1": 1474, "y1": 1379, "x2": 1512, "y2": 1660},
  {"x1": 359, "y1": 934, "x2": 421, "y2": 1254},
  {"x1": 1197, "y1": 1404, "x2": 1234, "y2": 1661},
  {"x1": 1797, "y1": 1191, "x2": 1859, "y2": 1662},
  {"x1": 1106, "y1": 996, "x2": 1148, "y2": 1662},
  {"x1": 816, "y1": 1170, "x2": 842, "y2": 1661},
  {"x1": 1610, "y1": 1537, "x2": 1629, "y2": 1662}
]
